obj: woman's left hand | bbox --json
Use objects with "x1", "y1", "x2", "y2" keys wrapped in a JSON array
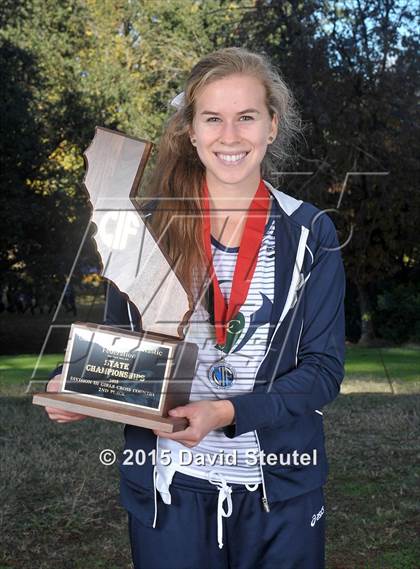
[{"x1": 153, "y1": 400, "x2": 235, "y2": 447}]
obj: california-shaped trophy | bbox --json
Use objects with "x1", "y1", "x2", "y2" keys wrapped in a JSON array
[{"x1": 33, "y1": 127, "x2": 198, "y2": 432}]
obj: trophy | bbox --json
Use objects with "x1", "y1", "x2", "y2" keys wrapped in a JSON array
[{"x1": 32, "y1": 127, "x2": 198, "y2": 432}]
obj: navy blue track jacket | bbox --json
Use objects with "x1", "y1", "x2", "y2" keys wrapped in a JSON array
[{"x1": 50, "y1": 182, "x2": 346, "y2": 527}]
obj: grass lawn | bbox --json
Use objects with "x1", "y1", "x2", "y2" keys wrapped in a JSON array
[
  {"x1": 325, "y1": 393, "x2": 420, "y2": 568},
  {"x1": 345, "y1": 345, "x2": 420, "y2": 382},
  {"x1": 343, "y1": 345, "x2": 420, "y2": 395},
  {"x1": 1, "y1": 346, "x2": 419, "y2": 568},
  {"x1": 0, "y1": 354, "x2": 65, "y2": 396},
  {"x1": 0, "y1": 354, "x2": 64, "y2": 385},
  {"x1": 0, "y1": 393, "x2": 419, "y2": 568}
]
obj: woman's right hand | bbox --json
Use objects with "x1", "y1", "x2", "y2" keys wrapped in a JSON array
[{"x1": 45, "y1": 374, "x2": 88, "y2": 423}]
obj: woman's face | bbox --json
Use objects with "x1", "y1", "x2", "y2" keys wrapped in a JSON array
[{"x1": 190, "y1": 73, "x2": 278, "y2": 189}]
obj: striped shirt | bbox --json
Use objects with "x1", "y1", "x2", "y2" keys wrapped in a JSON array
[{"x1": 156, "y1": 197, "x2": 276, "y2": 491}]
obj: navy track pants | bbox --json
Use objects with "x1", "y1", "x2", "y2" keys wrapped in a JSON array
[{"x1": 127, "y1": 470, "x2": 325, "y2": 569}]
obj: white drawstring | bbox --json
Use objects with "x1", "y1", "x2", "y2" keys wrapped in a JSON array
[
  {"x1": 208, "y1": 470, "x2": 233, "y2": 549},
  {"x1": 152, "y1": 465, "x2": 158, "y2": 528},
  {"x1": 154, "y1": 461, "x2": 261, "y2": 549}
]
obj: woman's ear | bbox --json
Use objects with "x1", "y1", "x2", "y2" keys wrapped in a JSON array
[
  {"x1": 269, "y1": 113, "x2": 279, "y2": 141},
  {"x1": 189, "y1": 127, "x2": 197, "y2": 146}
]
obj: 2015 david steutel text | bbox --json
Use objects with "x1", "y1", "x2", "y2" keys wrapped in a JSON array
[{"x1": 121, "y1": 448, "x2": 318, "y2": 467}]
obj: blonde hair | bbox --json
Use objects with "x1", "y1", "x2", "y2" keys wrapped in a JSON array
[{"x1": 144, "y1": 47, "x2": 304, "y2": 300}]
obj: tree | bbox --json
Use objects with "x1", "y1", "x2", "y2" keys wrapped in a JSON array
[
  {"x1": 233, "y1": 0, "x2": 420, "y2": 343},
  {"x1": 0, "y1": 0, "x2": 248, "y2": 299}
]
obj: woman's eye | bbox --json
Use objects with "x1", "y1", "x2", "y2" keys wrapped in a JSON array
[
  {"x1": 206, "y1": 117, "x2": 221, "y2": 122},
  {"x1": 240, "y1": 115, "x2": 254, "y2": 121}
]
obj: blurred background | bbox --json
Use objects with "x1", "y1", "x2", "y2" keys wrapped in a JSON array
[{"x1": 1, "y1": 1, "x2": 419, "y2": 568}]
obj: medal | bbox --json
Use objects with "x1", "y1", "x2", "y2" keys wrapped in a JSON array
[
  {"x1": 208, "y1": 357, "x2": 236, "y2": 389},
  {"x1": 208, "y1": 315, "x2": 244, "y2": 387}
]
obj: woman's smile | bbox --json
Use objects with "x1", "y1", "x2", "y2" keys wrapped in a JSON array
[{"x1": 214, "y1": 151, "x2": 249, "y2": 166}]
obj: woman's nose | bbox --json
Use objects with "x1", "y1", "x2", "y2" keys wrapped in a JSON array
[{"x1": 219, "y1": 121, "x2": 240, "y2": 145}]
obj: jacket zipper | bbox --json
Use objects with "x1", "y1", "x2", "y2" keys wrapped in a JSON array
[
  {"x1": 254, "y1": 429, "x2": 270, "y2": 512},
  {"x1": 251, "y1": 227, "x2": 310, "y2": 515},
  {"x1": 252, "y1": 283, "x2": 304, "y2": 514},
  {"x1": 295, "y1": 318, "x2": 304, "y2": 367}
]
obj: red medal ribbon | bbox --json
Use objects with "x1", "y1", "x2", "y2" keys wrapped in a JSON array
[{"x1": 202, "y1": 179, "x2": 271, "y2": 346}]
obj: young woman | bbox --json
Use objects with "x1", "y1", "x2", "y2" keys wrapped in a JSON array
[{"x1": 46, "y1": 47, "x2": 346, "y2": 569}]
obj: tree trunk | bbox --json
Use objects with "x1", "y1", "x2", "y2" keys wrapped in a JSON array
[{"x1": 356, "y1": 282, "x2": 376, "y2": 345}]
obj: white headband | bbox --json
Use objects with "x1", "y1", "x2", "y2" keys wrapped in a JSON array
[{"x1": 170, "y1": 91, "x2": 185, "y2": 109}]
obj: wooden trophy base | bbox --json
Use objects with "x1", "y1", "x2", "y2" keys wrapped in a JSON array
[{"x1": 33, "y1": 392, "x2": 188, "y2": 432}]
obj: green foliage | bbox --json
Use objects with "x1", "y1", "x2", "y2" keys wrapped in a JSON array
[
  {"x1": 0, "y1": 0, "x2": 249, "y2": 290},
  {"x1": 232, "y1": 0, "x2": 420, "y2": 343},
  {"x1": 375, "y1": 281, "x2": 420, "y2": 343}
]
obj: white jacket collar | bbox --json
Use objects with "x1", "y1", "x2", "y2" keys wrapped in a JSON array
[{"x1": 264, "y1": 180, "x2": 303, "y2": 217}]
